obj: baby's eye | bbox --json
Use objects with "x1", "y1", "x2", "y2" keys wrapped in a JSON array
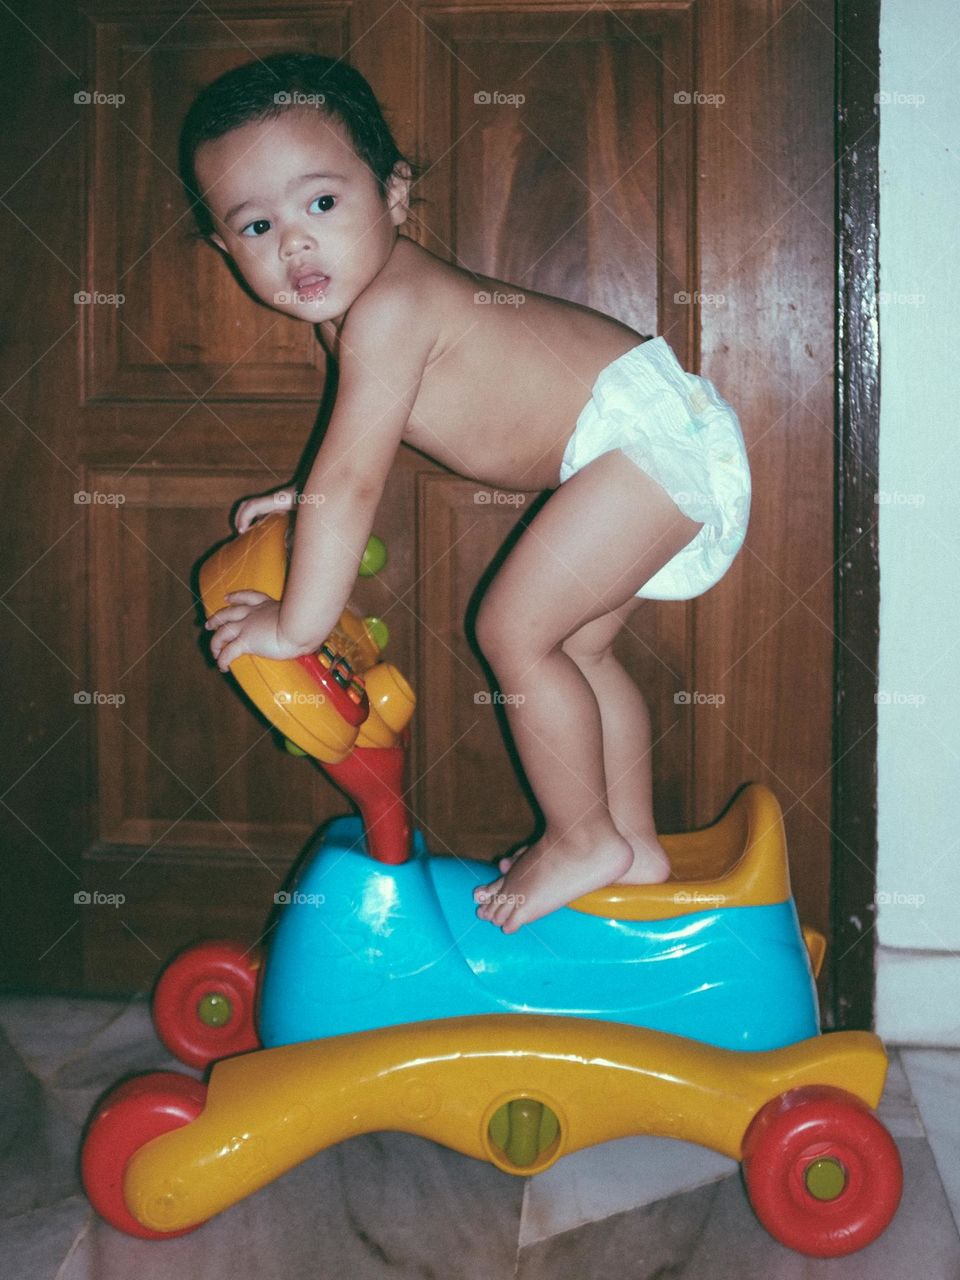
[
  {"x1": 240, "y1": 219, "x2": 271, "y2": 238},
  {"x1": 309, "y1": 195, "x2": 336, "y2": 213}
]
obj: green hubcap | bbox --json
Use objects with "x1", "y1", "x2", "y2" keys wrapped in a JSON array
[
  {"x1": 197, "y1": 991, "x2": 233, "y2": 1028},
  {"x1": 804, "y1": 1156, "x2": 847, "y2": 1200},
  {"x1": 489, "y1": 1098, "x2": 560, "y2": 1169}
]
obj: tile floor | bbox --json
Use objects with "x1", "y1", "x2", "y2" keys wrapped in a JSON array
[{"x1": 2, "y1": 993, "x2": 959, "y2": 1279}]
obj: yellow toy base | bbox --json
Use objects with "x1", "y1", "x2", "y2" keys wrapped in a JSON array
[{"x1": 124, "y1": 1015, "x2": 888, "y2": 1234}]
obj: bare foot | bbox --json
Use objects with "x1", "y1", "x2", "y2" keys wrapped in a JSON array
[
  {"x1": 495, "y1": 832, "x2": 670, "y2": 886},
  {"x1": 614, "y1": 832, "x2": 671, "y2": 884},
  {"x1": 473, "y1": 828, "x2": 634, "y2": 932}
]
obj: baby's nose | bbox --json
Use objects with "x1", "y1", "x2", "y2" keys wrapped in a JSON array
[{"x1": 280, "y1": 226, "x2": 316, "y2": 256}]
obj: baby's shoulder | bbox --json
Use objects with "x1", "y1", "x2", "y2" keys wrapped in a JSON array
[{"x1": 344, "y1": 238, "x2": 467, "y2": 349}]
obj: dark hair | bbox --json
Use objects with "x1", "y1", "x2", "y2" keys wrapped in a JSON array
[{"x1": 179, "y1": 51, "x2": 422, "y2": 238}]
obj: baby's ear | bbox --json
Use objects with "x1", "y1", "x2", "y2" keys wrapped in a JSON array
[{"x1": 386, "y1": 161, "x2": 412, "y2": 226}]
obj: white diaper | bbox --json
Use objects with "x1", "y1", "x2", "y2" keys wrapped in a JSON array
[{"x1": 558, "y1": 337, "x2": 751, "y2": 601}]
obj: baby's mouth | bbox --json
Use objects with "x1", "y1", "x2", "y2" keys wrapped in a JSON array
[{"x1": 293, "y1": 272, "x2": 330, "y2": 300}]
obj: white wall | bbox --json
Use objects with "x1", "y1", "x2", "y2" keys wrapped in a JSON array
[{"x1": 875, "y1": 0, "x2": 960, "y2": 1043}]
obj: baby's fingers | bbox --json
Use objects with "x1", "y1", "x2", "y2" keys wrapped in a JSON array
[
  {"x1": 223, "y1": 590, "x2": 270, "y2": 606},
  {"x1": 234, "y1": 497, "x2": 272, "y2": 534},
  {"x1": 209, "y1": 620, "x2": 239, "y2": 662}
]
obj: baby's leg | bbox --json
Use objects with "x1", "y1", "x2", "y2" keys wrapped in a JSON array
[
  {"x1": 563, "y1": 607, "x2": 671, "y2": 881},
  {"x1": 498, "y1": 607, "x2": 670, "y2": 882},
  {"x1": 473, "y1": 448, "x2": 701, "y2": 932}
]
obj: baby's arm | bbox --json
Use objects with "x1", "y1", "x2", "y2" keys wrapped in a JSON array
[{"x1": 278, "y1": 288, "x2": 434, "y2": 652}]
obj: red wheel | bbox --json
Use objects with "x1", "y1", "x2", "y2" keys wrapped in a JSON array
[
  {"x1": 742, "y1": 1084, "x2": 902, "y2": 1257},
  {"x1": 81, "y1": 1072, "x2": 207, "y2": 1238},
  {"x1": 153, "y1": 940, "x2": 260, "y2": 1069}
]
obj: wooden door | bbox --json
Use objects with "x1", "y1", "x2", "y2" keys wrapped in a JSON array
[{"x1": 0, "y1": 0, "x2": 836, "y2": 997}]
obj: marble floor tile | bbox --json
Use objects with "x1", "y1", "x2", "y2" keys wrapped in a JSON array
[
  {"x1": 0, "y1": 1196, "x2": 91, "y2": 1280},
  {"x1": 0, "y1": 1022, "x2": 83, "y2": 1220},
  {"x1": 517, "y1": 1136, "x2": 960, "y2": 1279},
  {"x1": 900, "y1": 1047, "x2": 960, "y2": 1235},
  {"x1": 0, "y1": 995, "x2": 129, "y2": 1083},
  {"x1": 521, "y1": 1135, "x2": 736, "y2": 1249},
  {"x1": 520, "y1": 1046, "x2": 922, "y2": 1249},
  {"x1": 875, "y1": 1047, "x2": 926, "y2": 1138},
  {"x1": 51, "y1": 997, "x2": 194, "y2": 1127},
  {"x1": 60, "y1": 1130, "x2": 525, "y2": 1280}
]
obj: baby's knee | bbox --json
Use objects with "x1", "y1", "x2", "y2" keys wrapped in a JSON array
[
  {"x1": 475, "y1": 594, "x2": 542, "y2": 673},
  {"x1": 561, "y1": 632, "x2": 614, "y2": 670}
]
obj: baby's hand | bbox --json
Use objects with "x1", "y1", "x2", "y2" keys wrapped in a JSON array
[
  {"x1": 205, "y1": 591, "x2": 305, "y2": 671},
  {"x1": 233, "y1": 485, "x2": 297, "y2": 535}
]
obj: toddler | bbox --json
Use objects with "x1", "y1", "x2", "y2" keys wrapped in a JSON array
[{"x1": 189, "y1": 53, "x2": 751, "y2": 933}]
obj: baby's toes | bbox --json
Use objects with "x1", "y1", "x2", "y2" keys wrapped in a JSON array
[
  {"x1": 474, "y1": 875, "x2": 503, "y2": 906},
  {"x1": 497, "y1": 845, "x2": 527, "y2": 874}
]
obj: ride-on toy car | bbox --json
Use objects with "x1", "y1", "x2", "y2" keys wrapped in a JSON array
[{"x1": 81, "y1": 514, "x2": 902, "y2": 1257}]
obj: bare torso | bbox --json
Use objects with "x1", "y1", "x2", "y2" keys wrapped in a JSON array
[{"x1": 319, "y1": 236, "x2": 646, "y2": 492}]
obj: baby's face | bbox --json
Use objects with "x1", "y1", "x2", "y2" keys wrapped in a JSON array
[{"x1": 195, "y1": 108, "x2": 408, "y2": 323}]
